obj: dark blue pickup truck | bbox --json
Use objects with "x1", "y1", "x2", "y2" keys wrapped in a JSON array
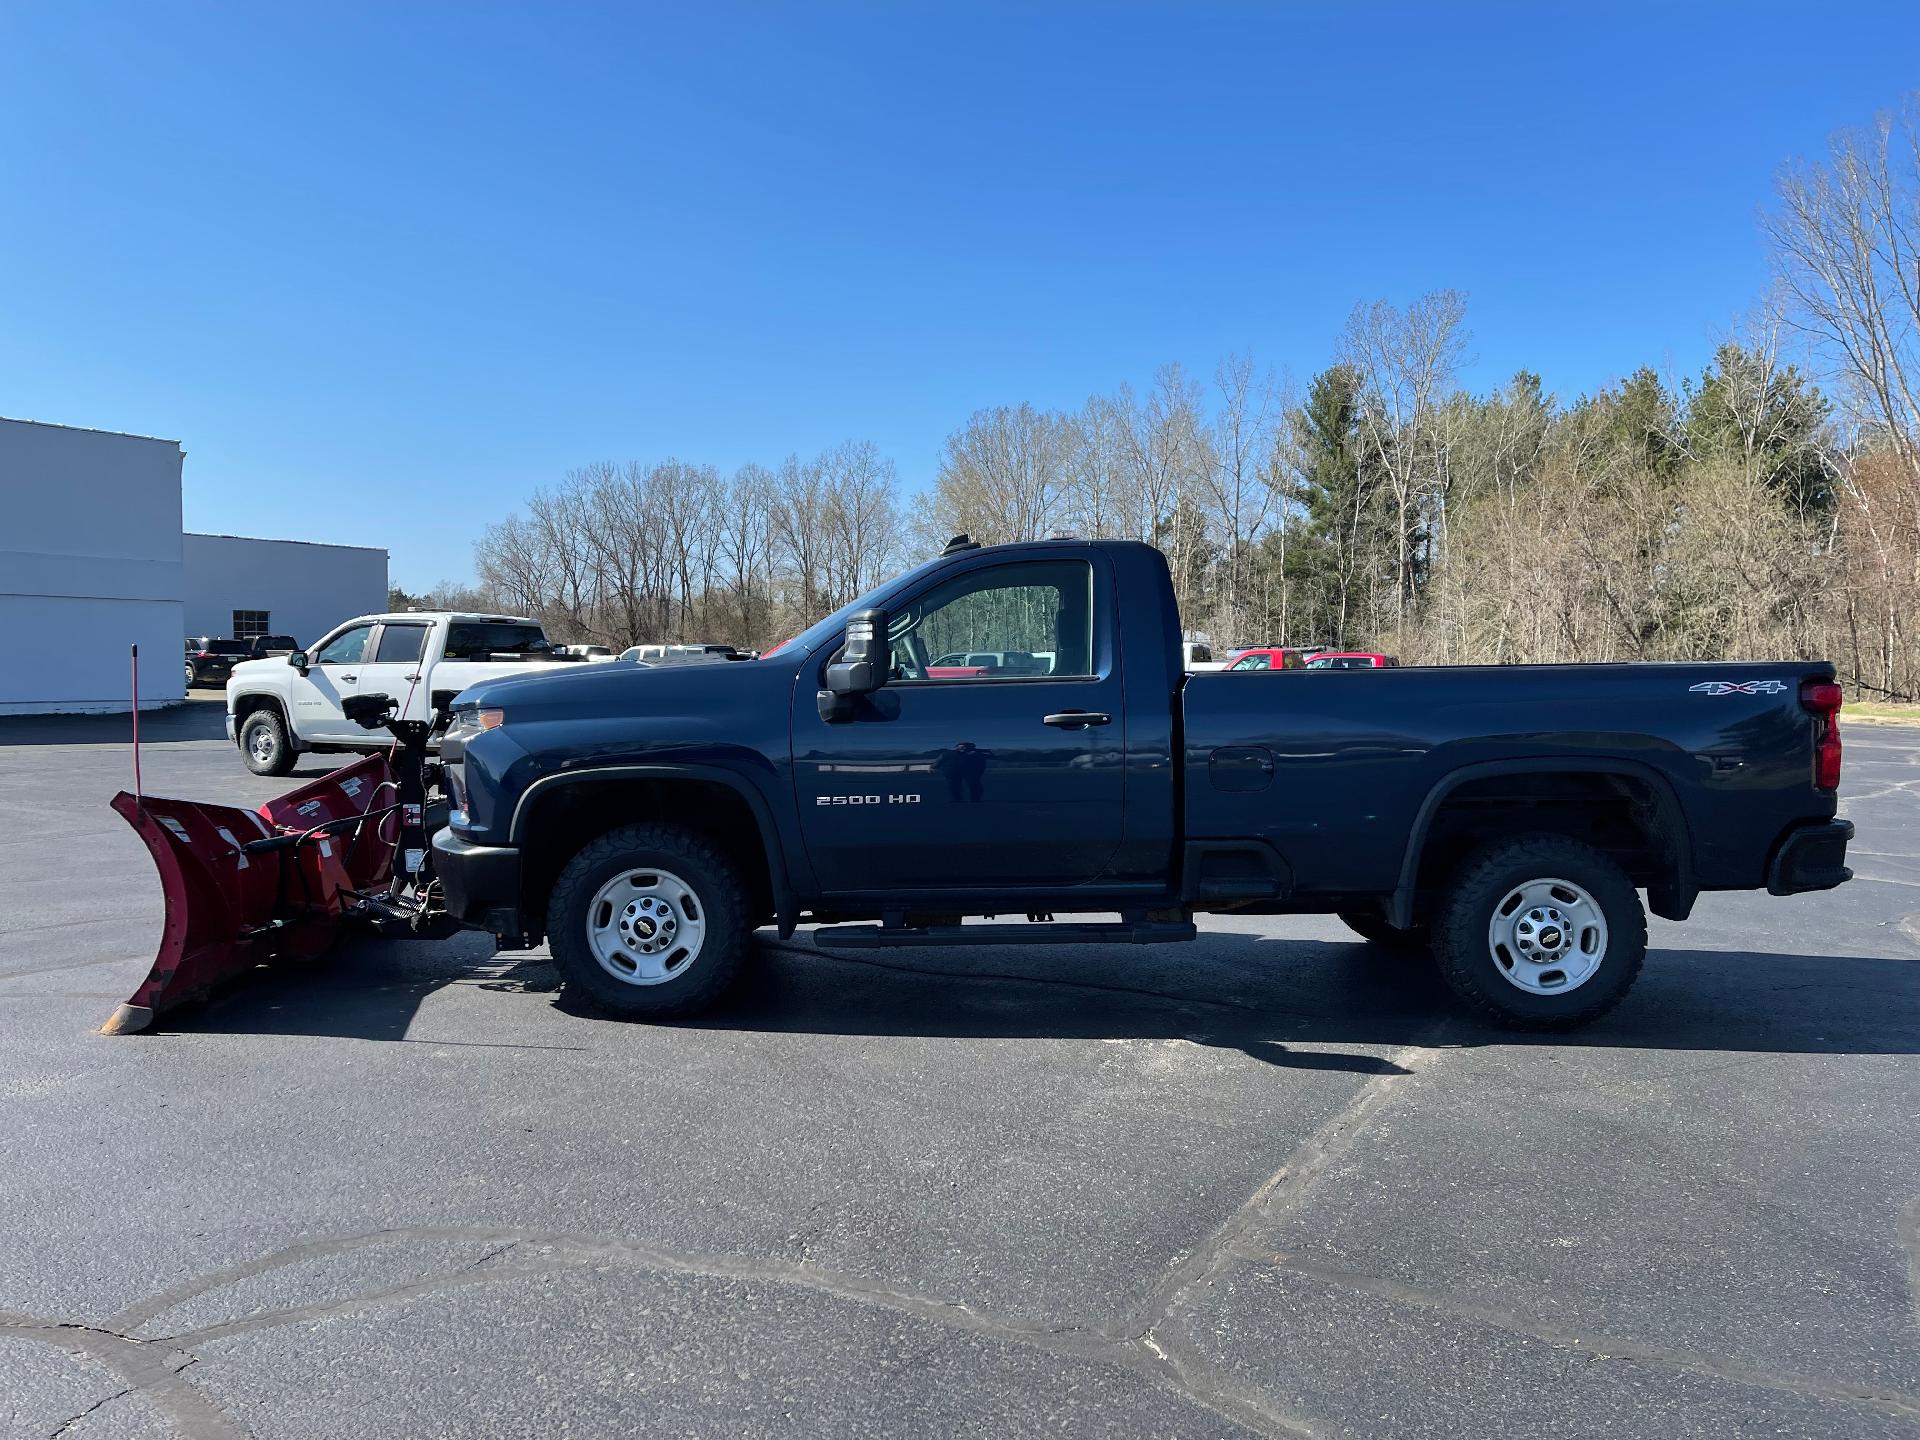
[{"x1": 432, "y1": 537, "x2": 1853, "y2": 1030}]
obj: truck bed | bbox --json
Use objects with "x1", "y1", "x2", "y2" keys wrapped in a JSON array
[{"x1": 1180, "y1": 660, "x2": 1838, "y2": 901}]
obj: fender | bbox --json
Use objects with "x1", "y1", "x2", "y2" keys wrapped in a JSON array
[
  {"x1": 1387, "y1": 756, "x2": 1697, "y2": 928},
  {"x1": 509, "y1": 762, "x2": 798, "y2": 934},
  {"x1": 232, "y1": 692, "x2": 305, "y2": 753}
]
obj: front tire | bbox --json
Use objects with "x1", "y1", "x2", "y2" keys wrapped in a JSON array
[
  {"x1": 1432, "y1": 833, "x2": 1646, "y2": 1031},
  {"x1": 239, "y1": 709, "x2": 296, "y2": 777},
  {"x1": 546, "y1": 823, "x2": 749, "y2": 1020}
]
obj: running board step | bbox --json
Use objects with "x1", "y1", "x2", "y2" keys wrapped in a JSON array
[{"x1": 812, "y1": 921, "x2": 1197, "y2": 949}]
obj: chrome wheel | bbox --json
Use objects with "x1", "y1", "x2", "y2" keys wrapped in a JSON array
[
  {"x1": 248, "y1": 723, "x2": 277, "y2": 764},
  {"x1": 586, "y1": 866, "x2": 707, "y2": 986},
  {"x1": 1486, "y1": 876, "x2": 1607, "y2": 995}
]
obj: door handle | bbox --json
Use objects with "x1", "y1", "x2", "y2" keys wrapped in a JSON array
[
  {"x1": 340, "y1": 674, "x2": 357, "y2": 683},
  {"x1": 404, "y1": 673, "x2": 422, "y2": 682},
  {"x1": 1042, "y1": 710, "x2": 1111, "y2": 728}
]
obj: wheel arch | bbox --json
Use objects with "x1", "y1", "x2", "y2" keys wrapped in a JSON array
[
  {"x1": 510, "y1": 764, "x2": 795, "y2": 936},
  {"x1": 232, "y1": 693, "x2": 293, "y2": 746},
  {"x1": 1388, "y1": 757, "x2": 1696, "y2": 929}
]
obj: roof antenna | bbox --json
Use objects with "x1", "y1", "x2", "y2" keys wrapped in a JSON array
[
  {"x1": 940, "y1": 533, "x2": 981, "y2": 556},
  {"x1": 129, "y1": 644, "x2": 143, "y2": 811}
]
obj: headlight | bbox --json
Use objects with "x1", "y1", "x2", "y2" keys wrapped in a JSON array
[{"x1": 449, "y1": 703, "x2": 506, "y2": 735}]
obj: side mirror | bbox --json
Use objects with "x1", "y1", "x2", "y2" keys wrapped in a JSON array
[
  {"x1": 342, "y1": 692, "x2": 398, "y2": 730},
  {"x1": 287, "y1": 650, "x2": 309, "y2": 673},
  {"x1": 818, "y1": 607, "x2": 887, "y2": 721}
]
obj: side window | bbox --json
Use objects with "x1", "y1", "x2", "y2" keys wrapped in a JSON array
[
  {"x1": 444, "y1": 622, "x2": 549, "y2": 659},
  {"x1": 1231, "y1": 654, "x2": 1270, "y2": 671},
  {"x1": 893, "y1": 560, "x2": 1094, "y2": 681},
  {"x1": 314, "y1": 624, "x2": 373, "y2": 666},
  {"x1": 373, "y1": 623, "x2": 429, "y2": 665}
]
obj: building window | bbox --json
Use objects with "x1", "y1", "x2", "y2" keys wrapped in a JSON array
[{"x1": 233, "y1": 610, "x2": 270, "y2": 640}]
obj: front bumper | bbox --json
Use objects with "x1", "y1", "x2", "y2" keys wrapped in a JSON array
[
  {"x1": 432, "y1": 830, "x2": 530, "y2": 942},
  {"x1": 225, "y1": 712, "x2": 237, "y2": 743},
  {"x1": 1767, "y1": 819, "x2": 1854, "y2": 895}
]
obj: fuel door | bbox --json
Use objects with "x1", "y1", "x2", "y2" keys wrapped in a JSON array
[{"x1": 1208, "y1": 745, "x2": 1275, "y2": 792}]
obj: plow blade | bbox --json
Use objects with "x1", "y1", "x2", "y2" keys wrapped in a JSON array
[{"x1": 104, "y1": 756, "x2": 397, "y2": 1034}]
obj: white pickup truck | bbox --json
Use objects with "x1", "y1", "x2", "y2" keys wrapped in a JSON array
[{"x1": 225, "y1": 611, "x2": 580, "y2": 775}]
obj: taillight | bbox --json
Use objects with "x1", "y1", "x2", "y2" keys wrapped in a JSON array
[
  {"x1": 1801, "y1": 680, "x2": 1843, "y2": 791},
  {"x1": 196, "y1": 650, "x2": 212, "y2": 658}
]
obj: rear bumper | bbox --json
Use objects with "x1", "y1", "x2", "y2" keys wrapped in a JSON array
[
  {"x1": 432, "y1": 830, "x2": 529, "y2": 941},
  {"x1": 1767, "y1": 819, "x2": 1854, "y2": 895}
]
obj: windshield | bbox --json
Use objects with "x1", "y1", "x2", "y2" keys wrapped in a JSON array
[{"x1": 773, "y1": 554, "x2": 953, "y2": 658}]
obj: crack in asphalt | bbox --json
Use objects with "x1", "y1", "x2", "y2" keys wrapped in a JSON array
[
  {"x1": 1901, "y1": 1199, "x2": 1920, "y2": 1331},
  {"x1": 1255, "y1": 1252, "x2": 1920, "y2": 1422},
  {"x1": 0, "y1": 1317, "x2": 241, "y2": 1440},
  {"x1": 16, "y1": 1228, "x2": 1316, "y2": 1440},
  {"x1": 50, "y1": 1381, "x2": 134, "y2": 1439}
]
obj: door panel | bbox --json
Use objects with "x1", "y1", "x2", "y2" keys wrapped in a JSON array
[
  {"x1": 292, "y1": 623, "x2": 373, "y2": 743},
  {"x1": 791, "y1": 555, "x2": 1125, "y2": 895},
  {"x1": 355, "y1": 622, "x2": 434, "y2": 725}
]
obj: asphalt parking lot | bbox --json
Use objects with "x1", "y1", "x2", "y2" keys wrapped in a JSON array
[{"x1": 3, "y1": 695, "x2": 1917, "y2": 1439}]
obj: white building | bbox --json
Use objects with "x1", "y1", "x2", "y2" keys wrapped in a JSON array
[
  {"x1": 182, "y1": 532, "x2": 389, "y2": 651},
  {"x1": 0, "y1": 416, "x2": 389, "y2": 715}
]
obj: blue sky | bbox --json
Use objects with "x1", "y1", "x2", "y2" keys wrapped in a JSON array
[{"x1": 3, "y1": 3, "x2": 1916, "y2": 588}]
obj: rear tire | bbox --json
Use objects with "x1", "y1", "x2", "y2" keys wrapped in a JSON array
[
  {"x1": 546, "y1": 823, "x2": 749, "y2": 1020},
  {"x1": 1337, "y1": 909, "x2": 1429, "y2": 951},
  {"x1": 1432, "y1": 833, "x2": 1645, "y2": 1031}
]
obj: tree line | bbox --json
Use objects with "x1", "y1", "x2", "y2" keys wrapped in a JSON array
[{"x1": 429, "y1": 100, "x2": 1920, "y2": 699}]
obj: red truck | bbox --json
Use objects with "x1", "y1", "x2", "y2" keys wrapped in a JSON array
[
  {"x1": 1225, "y1": 646, "x2": 1319, "y2": 671},
  {"x1": 1306, "y1": 652, "x2": 1400, "y2": 670}
]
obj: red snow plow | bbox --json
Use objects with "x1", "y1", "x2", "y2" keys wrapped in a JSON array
[{"x1": 104, "y1": 693, "x2": 460, "y2": 1034}]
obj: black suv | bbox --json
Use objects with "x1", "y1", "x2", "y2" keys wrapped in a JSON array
[{"x1": 184, "y1": 637, "x2": 253, "y2": 688}]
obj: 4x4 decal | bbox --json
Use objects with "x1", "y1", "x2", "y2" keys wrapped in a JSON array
[{"x1": 1688, "y1": 679, "x2": 1790, "y2": 696}]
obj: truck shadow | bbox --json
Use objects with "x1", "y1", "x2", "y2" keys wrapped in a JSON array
[
  {"x1": 700, "y1": 934, "x2": 1920, "y2": 1065},
  {"x1": 172, "y1": 931, "x2": 1920, "y2": 1065},
  {"x1": 177, "y1": 931, "x2": 527, "y2": 1044}
]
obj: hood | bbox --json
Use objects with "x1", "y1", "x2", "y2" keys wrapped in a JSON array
[
  {"x1": 227, "y1": 656, "x2": 285, "y2": 684},
  {"x1": 455, "y1": 654, "x2": 794, "y2": 720}
]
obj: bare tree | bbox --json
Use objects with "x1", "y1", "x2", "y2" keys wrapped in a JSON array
[
  {"x1": 718, "y1": 463, "x2": 776, "y2": 646},
  {"x1": 929, "y1": 404, "x2": 1078, "y2": 544},
  {"x1": 1342, "y1": 290, "x2": 1470, "y2": 644},
  {"x1": 819, "y1": 439, "x2": 906, "y2": 605},
  {"x1": 1768, "y1": 102, "x2": 1920, "y2": 484},
  {"x1": 1203, "y1": 353, "x2": 1280, "y2": 640},
  {"x1": 1768, "y1": 101, "x2": 1920, "y2": 697},
  {"x1": 1115, "y1": 366, "x2": 1211, "y2": 622}
]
